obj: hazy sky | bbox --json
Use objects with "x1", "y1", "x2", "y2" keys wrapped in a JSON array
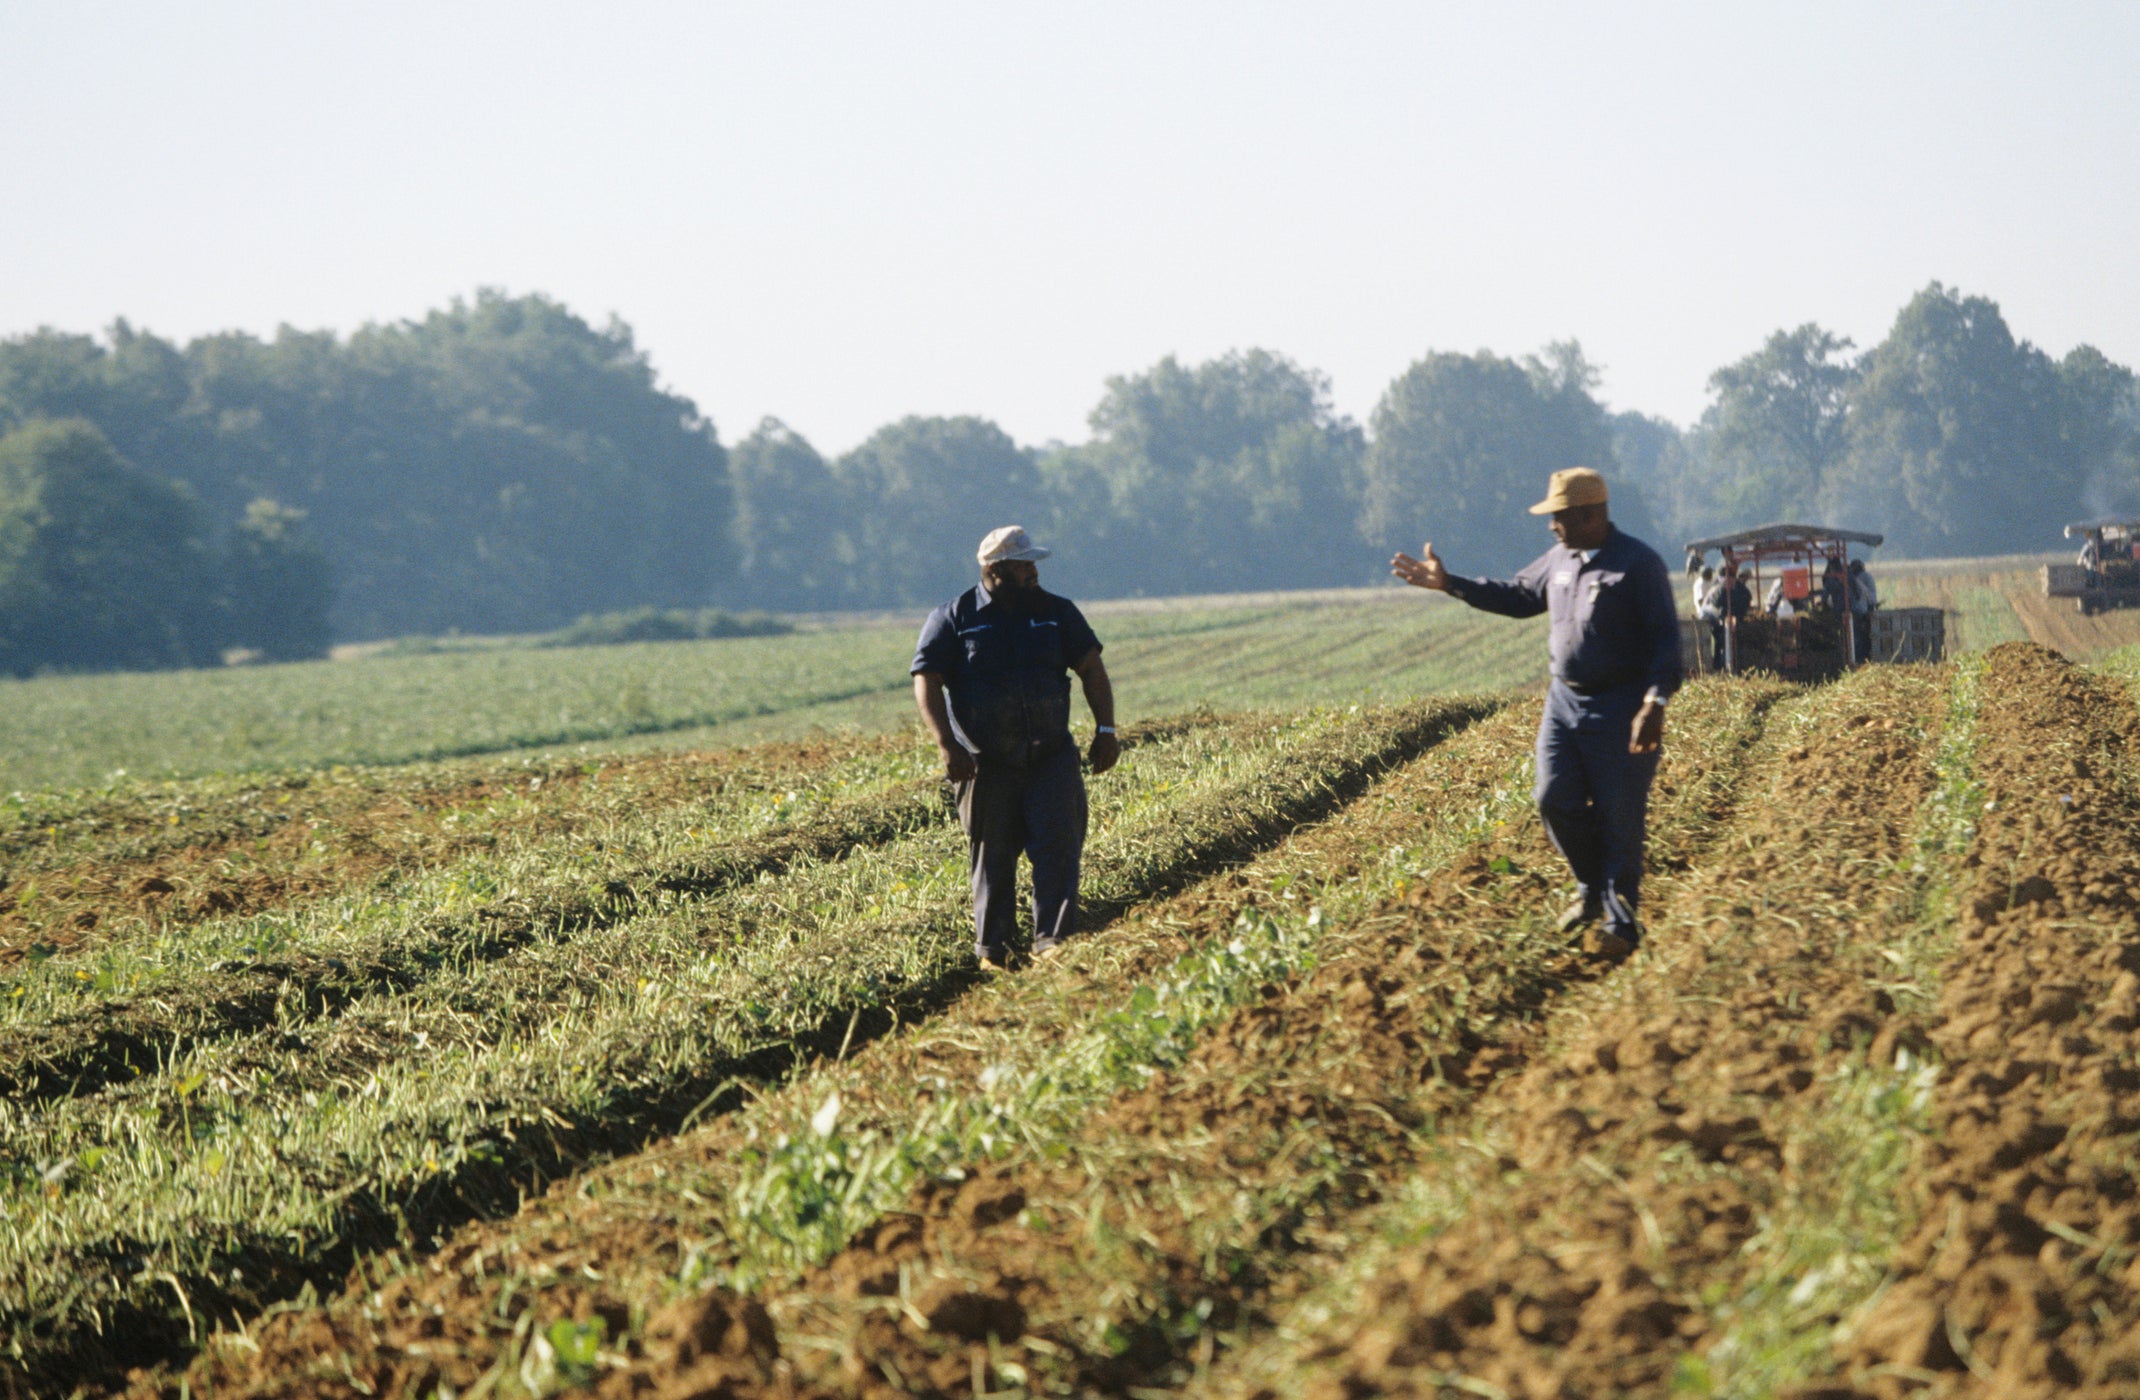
[{"x1": 5, "y1": 2, "x2": 2136, "y2": 453}]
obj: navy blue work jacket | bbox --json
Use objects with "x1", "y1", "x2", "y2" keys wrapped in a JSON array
[
  {"x1": 1444, "y1": 526, "x2": 1683, "y2": 702},
  {"x1": 911, "y1": 584, "x2": 1102, "y2": 764}
]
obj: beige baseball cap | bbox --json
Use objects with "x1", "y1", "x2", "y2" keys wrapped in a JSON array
[
  {"x1": 1529, "y1": 467, "x2": 1610, "y2": 515},
  {"x1": 977, "y1": 525, "x2": 1051, "y2": 565}
]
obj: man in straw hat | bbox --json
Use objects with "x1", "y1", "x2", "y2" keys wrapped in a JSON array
[
  {"x1": 913, "y1": 526, "x2": 1118, "y2": 972},
  {"x1": 1391, "y1": 467, "x2": 1681, "y2": 961}
]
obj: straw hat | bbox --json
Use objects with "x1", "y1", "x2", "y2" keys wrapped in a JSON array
[{"x1": 1528, "y1": 467, "x2": 1610, "y2": 515}]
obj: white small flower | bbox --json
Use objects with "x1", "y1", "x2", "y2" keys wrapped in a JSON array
[{"x1": 810, "y1": 1092, "x2": 842, "y2": 1137}]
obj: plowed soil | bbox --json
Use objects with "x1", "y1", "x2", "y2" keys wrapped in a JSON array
[
  {"x1": 1836, "y1": 644, "x2": 2140, "y2": 1397},
  {"x1": 1254, "y1": 663, "x2": 1950, "y2": 1400},
  {"x1": 70, "y1": 651, "x2": 2140, "y2": 1400},
  {"x1": 126, "y1": 697, "x2": 1540, "y2": 1400},
  {"x1": 139, "y1": 679, "x2": 1784, "y2": 1400},
  {"x1": 0, "y1": 734, "x2": 909, "y2": 966}
]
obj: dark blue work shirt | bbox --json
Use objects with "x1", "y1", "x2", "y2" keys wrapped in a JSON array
[
  {"x1": 1444, "y1": 526, "x2": 1683, "y2": 704},
  {"x1": 911, "y1": 584, "x2": 1102, "y2": 764}
]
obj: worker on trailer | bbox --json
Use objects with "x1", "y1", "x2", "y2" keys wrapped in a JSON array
[
  {"x1": 1392, "y1": 468, "x2": 1682, "y2": 961},
  {"x1": 912, "y1": 526, "x2": 1118, "y2": 972},
  {"x1": 1820, "y1": 558, "x2": 1847, "y2": 614},
  {"x1": 1705, "y1": 562, "x2": 1751, "y2": 658},
  {"x1": 1848, "y1": 560, "x2": 1878, "y2": 663}
]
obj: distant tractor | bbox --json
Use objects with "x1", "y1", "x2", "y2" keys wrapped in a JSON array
[
  {"x1": 2043, "y1": 520, "x2": 2140, "y2": 616},
  {"x1": 1682, "y1": 524, "x2": 1945, "y2": 680}
]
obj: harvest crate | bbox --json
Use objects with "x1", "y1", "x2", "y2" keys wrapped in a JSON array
[
  {"x1": 1872, "y1": 606, "x2": 1945, "y2": 663},
  {"x1": 2044, "y1": 563, "x2": 2089, "y2": 598}
]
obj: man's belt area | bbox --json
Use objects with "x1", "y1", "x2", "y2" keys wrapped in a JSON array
[
  {"x1": 978, "y1": 731, "x2": 1075, "y2": 766},
  {"x1": 1553, "y1": 673, "x2": 1645, "y2": 698}
]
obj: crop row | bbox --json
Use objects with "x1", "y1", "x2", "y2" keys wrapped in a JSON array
[
  {"x1": 4, "y1": 721, "x2": 1231, "y2": 1100},
  {"x1": 717, "y1": 677, "x2": 1791, "y2": 1400},
  {"x1": 1211, "y1": 661, "x2": 1965, "y2": 1399},
  {"x1": 0, "y1": 711, "x2": 1266, "y2": 1373},
  {"x1": 1, "y1": 697, "x2": 1489, "y2": 1390},
  {"x1": 1827, "y1": 644, "x2": 2140, "y2": 1396},
  {"x1": 0, "y1": 730, "x2": 957, "y2": 972},
  {"x1": 154, "y1": 691, "x2": 1543, "y2": 1400},
  {"x1": 150, "y1": 675, "x2": 1771, "y2": 1400},
  {"x1": 0, "y1": 725, "x2": 978, "y2": 1103}
]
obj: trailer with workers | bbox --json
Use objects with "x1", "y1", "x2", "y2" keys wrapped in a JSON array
[{"x1": 1681, "y1": 523, "x2": 1944, "y2": 680}]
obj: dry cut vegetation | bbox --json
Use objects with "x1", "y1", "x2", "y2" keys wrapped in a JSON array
[
  {"x1": 11, "y1": 641, "x2": 2140, "y2": 1400},
  {"x1": 2, "y1": 699, "x2": 1491, "y2": 1394}
]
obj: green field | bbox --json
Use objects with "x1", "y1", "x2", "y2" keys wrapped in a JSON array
[
  {"x1": 8, "y1": 578, "x2": 2140, "y2": 1395},
  {"x1": 0, "y1": 591, "x2": 1548, "y2": 793},
  {"x1": 12, "y1": 561, "x2": 2140, "y2": 801}
]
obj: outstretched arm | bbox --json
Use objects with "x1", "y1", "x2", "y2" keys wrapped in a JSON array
[
  {"x1": 1395, "y1": 542, "x2": 1549, "y2": 619},
  {"x1": 1391, "y1": 542, "x2": 1450, "y2": 591},
  {"x1": 1073, "y1": 648, "x2": 1118, "y2": 775}
]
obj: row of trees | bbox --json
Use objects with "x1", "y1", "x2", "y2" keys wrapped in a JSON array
[
  {"x1": 1627, "y1": 284, "x2": 2140, "y2": 558},
  {"x1": 1, "y1": 282, "x2": 2134, "y2": 673},
  {"x1": 0, "y1": 420, "x2": 329, "y2": 675},
  {"x1": 730, "y1": 283, "x2": 2139, "y2": 600},
  {"x1": 0, "y1": 291, "x2": 727, "y2": 644}
]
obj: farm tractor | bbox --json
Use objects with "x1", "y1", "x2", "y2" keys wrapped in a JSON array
[
  {"x1": 2043, "y1": 520, "x2": 2140, "y2": 616},
  {"x1": 1681, "y1": 524, "x2": 1945, "y2": 680}
]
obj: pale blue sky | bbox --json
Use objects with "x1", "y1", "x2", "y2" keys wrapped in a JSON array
[{"x1": 4, "y1": 1, "x2": 2135, "y2": 452}]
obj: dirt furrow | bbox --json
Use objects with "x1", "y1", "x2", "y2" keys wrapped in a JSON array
[
  {"x1": 0, "y1": 775, "x2": 951, "y2": 1106},
  {"x1": 17, "y1": 703, "x2": 1491, "y2": 1397},
  {"x1": 691, "y1": 681, "x2": 1782, "y2": 1400},
  {"x1": 1835, "y1": 644, "x2": 2140, "y2": 1398},
  {"x1": 0, "y1": 734, "x2": 928, "y2": 968},
  {"x1": 1223, "y1": 662, "x2": 1951, "y2": 1400},
  {"x1": 163, "y1": 679, "x2": 1786, "y2": 1400},
  {"x1": 123, "y1": 696, "x2": 1533, "y2": 1400}
]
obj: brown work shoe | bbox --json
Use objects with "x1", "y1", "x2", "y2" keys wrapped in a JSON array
[
  {"x1": 1557, "y1": 898, "x2": 1603, "y2": 936},
  {"x1": 1583, "y1": 928, "x2": 1638, "y2": 964},
  {"x1": 977, "y1": 955, "x2": 1010, "y2": 974}
]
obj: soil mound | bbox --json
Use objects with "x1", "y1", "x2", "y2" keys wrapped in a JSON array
[{"x1": 1840, "y1": 643, "x2": 2140, "y2": 1397}]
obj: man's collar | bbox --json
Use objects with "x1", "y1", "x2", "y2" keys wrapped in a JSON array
[
  {"x1": 974, "y1": 580, "x2": 1049, "y2": 611},
  {"x1": 1570, "y1": 524, "x2": 1619, "y2": 565}
]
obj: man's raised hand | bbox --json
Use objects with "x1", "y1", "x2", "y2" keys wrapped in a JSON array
[{"x1": 1391, "y1": 543, "x2": 1449, "y2": 592}]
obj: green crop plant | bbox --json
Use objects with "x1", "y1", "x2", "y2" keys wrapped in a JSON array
[
  {"x1": 0, "y1": 700, "x2": 1470, "y2": 1385},
  {"x1": 1691, "y1": 655, "x2": 1983, "y2": 1397},
  {"x1": 1184, "y1": 674, "x2": 1805, "y2": 1400},
  {"x1": 0, "y1": 731, "x2": 963, "y2": 1107},
  {"x1": 0, "y1": 592, "x2": 1548, "y2": 793}
]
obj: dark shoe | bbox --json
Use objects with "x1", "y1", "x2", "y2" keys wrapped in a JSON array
[
  {"x1": 1583, "y1": 928, "x2": 1639, "y2": 963},
  {"x1": 1557, "y1": 898, "x2": 1603, "y2": 936}
]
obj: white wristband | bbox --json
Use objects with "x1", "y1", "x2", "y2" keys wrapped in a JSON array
[{"x1": 1096, "y1": 725, "x2": 1116, "y2": 734}]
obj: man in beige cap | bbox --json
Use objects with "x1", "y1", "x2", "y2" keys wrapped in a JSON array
[
  {"x1": 1391, "y1": 467, "x2": 1681, "y2": 960},
  {"x1": 912, "y1": 526, "x2": 1117, "y2": 970}
]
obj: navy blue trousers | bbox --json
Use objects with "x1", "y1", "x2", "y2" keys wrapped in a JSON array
[
  {"x1": 1534, "y1": 682, "x2": 1659, "y2": 940},
  {"x1": 955, "y1": 741, "x2": 1087, "y2": 959}
]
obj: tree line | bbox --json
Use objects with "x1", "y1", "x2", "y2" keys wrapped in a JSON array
[{"x1": 1, "y1": 282, "x2": 2134, "y2": 674}]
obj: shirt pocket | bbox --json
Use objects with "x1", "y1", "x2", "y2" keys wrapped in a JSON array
[
  {"x1": 1583, "y1": 569, "x2": 1634, "y2": 631},
  {"x1": 960, "y1": 623, "x2": 1009, "y2": 671},
  {"x1": 1013, "y1": 617, "x2": 1063, "y2": 667}
]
